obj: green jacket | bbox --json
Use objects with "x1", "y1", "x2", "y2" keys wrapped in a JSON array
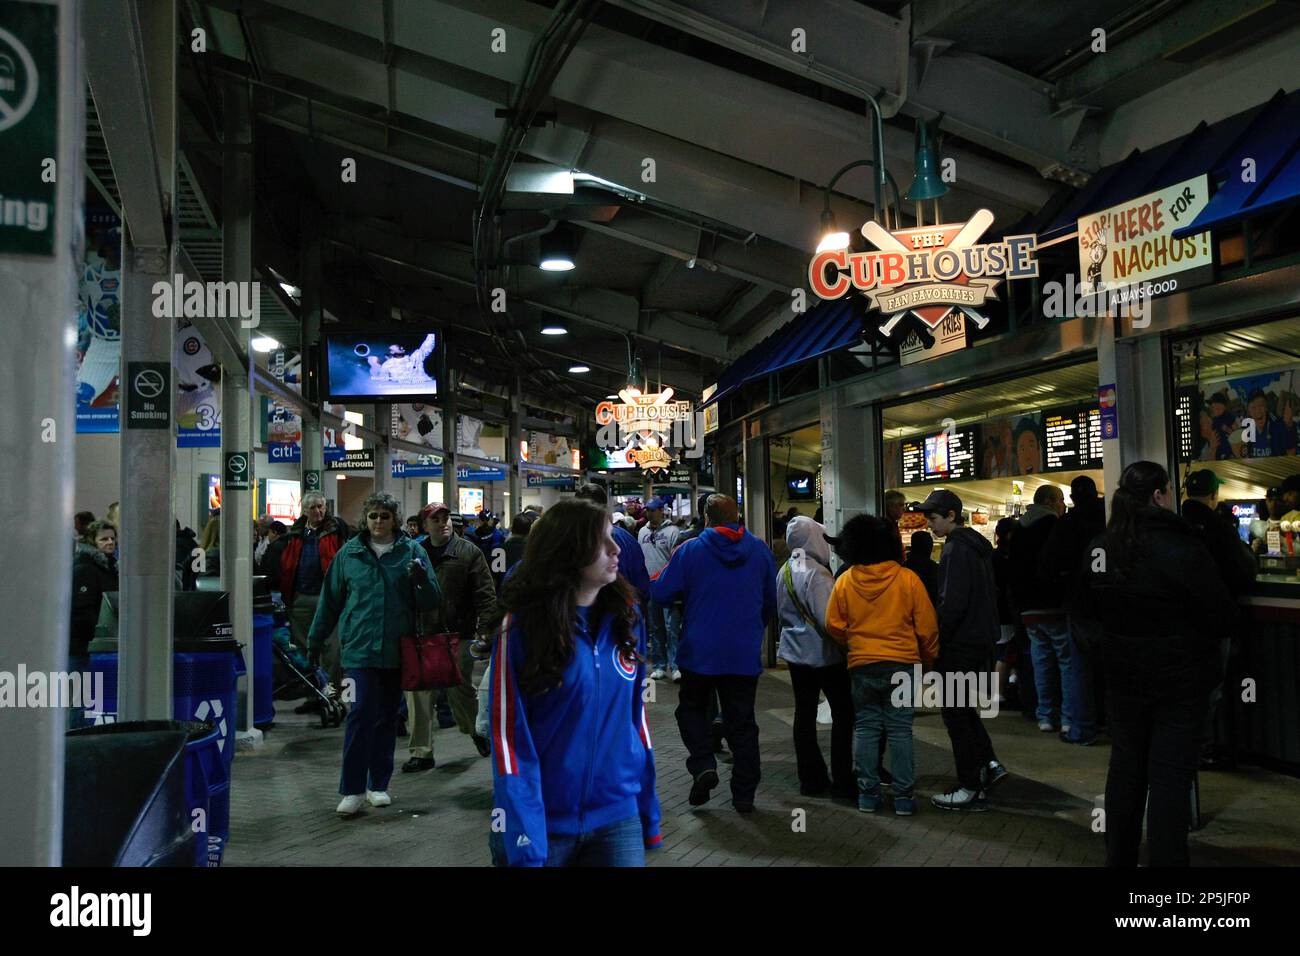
[{"x1": 307, "y1": 532, "x2": 443, "y2": 669}]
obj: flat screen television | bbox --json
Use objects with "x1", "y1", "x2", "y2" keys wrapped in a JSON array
[
  {"x1": 323, "y1": 330, "x2": 438, "y2": 400},
  {"x1": 786, "y1": 469, "x2": 816, "y2": 501}
]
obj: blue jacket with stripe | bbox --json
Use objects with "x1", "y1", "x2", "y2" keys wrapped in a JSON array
[{"x1": 489, "y1": 604, "x2": 662, "y2": 866}]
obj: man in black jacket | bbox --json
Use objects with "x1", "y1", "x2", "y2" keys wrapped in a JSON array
[
  {"x1": 917, "y1": 490, "x2": 1008, "y2": 810},
  {"x1": 1182, "y1": 469, "x2": 1256, "y2": 767},
  {"x1": 1042, "y1": 476, "x2": 1108, "y2": 734},
  {"x1": 402, "y1": 501, "x2": 498, "y2": 770},
  {"x1": 1014, "y1": 484, "x2": 1097, "y2": 744}
]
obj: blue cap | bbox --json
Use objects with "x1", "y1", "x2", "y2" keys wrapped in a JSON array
[{"x1": 645, "y1": 496, "x2": 667, "y2": 510}]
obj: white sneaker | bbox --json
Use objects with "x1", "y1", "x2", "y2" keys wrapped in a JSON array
[
  {"x1": 650, "y1": 668, "x2": 667, "y2": 680},
  {"x1": 671, "y1": 668, "x2": 682, "y2": 682},
  {"x1": 336, "y1": 794, "x2": 365, "y2": 816},
  {"x1": 366, "y1": 790, "x2": 392, "y2": 808}
]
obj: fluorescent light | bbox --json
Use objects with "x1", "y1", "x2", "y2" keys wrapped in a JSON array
[
  {"x1": 605, "y1": 394, "x2": 619, "y2": 400},
  {"x1": 816, "y1": 231, "x2": 850, "y2": 253},
  {"x1": 279, "y1": 282, "x2": 301, "y2": 298},
  {"x1": 541, "y1": 324, "x2": 568, "y2": 335},
  {"x1": 540, "y1": 258, "x2": 575, "y2": 272},
  {"x1": 569, "y1": 364, "x2": 590, "y2": 373},
  {"x1": 251, "y1": 336, "x2": 281, "y2": 353}
]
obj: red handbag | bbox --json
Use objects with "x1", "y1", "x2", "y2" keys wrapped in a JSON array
[
  {"x1": 400, "y1": 583, "x2": 463, "y2": 691},
  {"x1": 400, "y1": 630, "x2": 462, "y2": 691}
]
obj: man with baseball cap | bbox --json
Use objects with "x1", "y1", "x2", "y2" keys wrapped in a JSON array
[
  {"x1": 1182, "y1": 470, "x2": 1256, "y2": 768},
  {"x1": 402, "y1": 501, "x2": 498, "y2": 771},
  {"x1": 914, "y1": 489, "x2": 1008, "y2": 810}
]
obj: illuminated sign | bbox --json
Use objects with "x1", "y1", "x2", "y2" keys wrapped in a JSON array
[
  {"x1": 594, "y1": 388, "x2": 691, "y2": 473},
  {"x1": 808, "y1": 208, "x2": 1039, "y2": 338}
]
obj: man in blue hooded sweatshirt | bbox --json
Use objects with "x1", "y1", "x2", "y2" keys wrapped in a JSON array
[{"x1": 651, "y1": 494, "x2": 777, "y2": 812}]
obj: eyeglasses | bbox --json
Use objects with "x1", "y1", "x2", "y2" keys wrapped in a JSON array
[{"x1": 367, "y1": 512, "x2": 393, "y2": 521}]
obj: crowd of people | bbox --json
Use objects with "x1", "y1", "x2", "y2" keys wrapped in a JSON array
[{"x1": 68, "y1": 459, "x2": 1250, "y2": 867}]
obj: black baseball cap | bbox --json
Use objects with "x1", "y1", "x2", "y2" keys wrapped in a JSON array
[
  {"x1": 1184, "y1": 470, "x2": 1222, "y2": 497},
  {"x1": 913, "y1": 489, "x2": 963, "y2": 517}
]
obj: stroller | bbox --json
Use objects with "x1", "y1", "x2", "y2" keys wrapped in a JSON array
[{"x1": 270, "y1": 612, "x2": 346, "y2": 729}]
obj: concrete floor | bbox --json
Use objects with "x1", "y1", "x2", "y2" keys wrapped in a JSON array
[{"x1": 223, "y1": 668, "x2": 1300, "y2": 867}]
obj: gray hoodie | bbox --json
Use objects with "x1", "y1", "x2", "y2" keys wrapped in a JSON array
[
  {"x1": 775, "y1": 517, "x2": 845, "y2": 668},
  {"x1": 936, "y1": 526, "x2": 999, "y2": 664}
]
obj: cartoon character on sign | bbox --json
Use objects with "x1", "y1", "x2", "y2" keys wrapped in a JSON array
[{"x1": 1086, "y1": 227, "x2": 1107, "y2": 290}]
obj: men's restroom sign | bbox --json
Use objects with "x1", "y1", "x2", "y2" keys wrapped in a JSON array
[{"x1": 0, "y1": 4, "x2": 59, "y2": 255}]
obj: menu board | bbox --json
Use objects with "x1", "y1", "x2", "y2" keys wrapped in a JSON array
[
  {"x1": 901, "y1": 439, "x2": 924, "y2": 486},
  {"x1": 1175, "y1": 386, "x2": 1198, "y2": 462},
  {"x1": 1043, "y1": 403, "x2": 1105, "y2": 471},
  {"x1": 902, "y1": 427, "x2": 979, "y2": 484}
]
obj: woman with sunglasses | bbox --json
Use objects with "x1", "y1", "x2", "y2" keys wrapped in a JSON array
[
  {"x1": 308, "y1": 492, "x2": 443, "y2": 816},
  {"x1": 489, "y1": 499, "x2": 662, "y2": 866}
]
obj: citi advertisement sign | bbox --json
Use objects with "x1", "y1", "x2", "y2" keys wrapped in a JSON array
[{"x1": 808, "y1": 209, "x2": 1039, "y2": 337}]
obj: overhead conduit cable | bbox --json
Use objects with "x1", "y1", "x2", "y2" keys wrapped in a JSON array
[{"x1": 474, "y1": 0, "x2": 603, "y2": 368}]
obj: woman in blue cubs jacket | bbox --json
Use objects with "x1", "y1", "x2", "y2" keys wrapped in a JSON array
[{"x1": 489, "y1": 499, "x2": 662, "y2": 867}]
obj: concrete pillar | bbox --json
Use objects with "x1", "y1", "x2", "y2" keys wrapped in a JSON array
[
  {"x1": 507, "y1": 383, "x2": 522, "y2": 517},
  {"x1": 822, "y1": 390, "x2": 875, "y2": 541},
  {"x1": 0, "y1": 0, "x2": 82, "y2": 866},
  {"x1": 299, "y1": 214, "x2": 323, "y2": 487},
  {"x1": 441, "y1": 355, "x2": 459, "y2": 509},
  {"x1": 1102, "y1": 322, "x2": 1170, "y2": 502},
  {"x1": 118, "y1": 0, "x2": 177, "y2": 723},
  {"x1": 219, "y1": 77, "x2": 256, "y2": 738}
]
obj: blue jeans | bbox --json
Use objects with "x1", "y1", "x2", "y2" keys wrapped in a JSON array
[
  {"x1": 850, "y1": 663, "x2": 915, "y2": 797},
  {"x1": 340, "y1": 667, "x2": 403, "y2": 795},
  {"x1": 489, "y1": 815, "x2": 645, "y2": 867},
  {"x1": 647, "y1": 600, "x2": 681, "y2": 671},
  {"x1": 1028, "y1": 619, "x2": 1096, "y2": 739}
]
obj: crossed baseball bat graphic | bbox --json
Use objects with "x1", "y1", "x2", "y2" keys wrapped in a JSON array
[{"x1": 861, "y1": 208, "x2": 995, "y2": 336}]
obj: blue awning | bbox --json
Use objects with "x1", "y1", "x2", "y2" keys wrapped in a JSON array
[
  {"x1": 1172, "y1": 90, "x2": 1300, "y2": 237},
  {"x1": 703, "y1": 297, "x2": 864, "y2": 408},
  {"x1": 1035, "y1": 89, "x2": 1298, "y2": 243}
]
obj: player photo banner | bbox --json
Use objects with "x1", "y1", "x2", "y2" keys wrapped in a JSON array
[
  {"x1": 75, "y1": 203, "x2": 122, "y2": 433},
  {"x1": 175, "y1": 320, "x2": 221, "y2": 447},
  {"x1": 266, "y1": 350, "x2": 303, "y2": 463},
  {"x1": 1186, "y1": 368, "x2": 1300, "y2": 462}
]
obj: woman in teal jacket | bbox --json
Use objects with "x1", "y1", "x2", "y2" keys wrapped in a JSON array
[{"x1": 308, "y1": 492, "x2": 443, "y2": 815}]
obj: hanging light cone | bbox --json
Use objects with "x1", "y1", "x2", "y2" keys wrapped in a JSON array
[{"x1": 904, "y1": 118, "x2": 948, "y2": 203}]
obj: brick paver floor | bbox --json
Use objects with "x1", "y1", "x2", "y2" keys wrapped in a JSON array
[{"x1": 224, "y1": 669, "x2": 1300, "y2": 866}]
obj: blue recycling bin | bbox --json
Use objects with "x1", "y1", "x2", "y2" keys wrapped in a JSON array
[
  {"x1": 253, "y1": 578, "x2": 276, "y2": 729},
  {"x1": 87, "y1": 591, "x2": 243, "y2": 865},
  {"x1": 180, "y1": 720, "x2": 227, "y2": 867}
]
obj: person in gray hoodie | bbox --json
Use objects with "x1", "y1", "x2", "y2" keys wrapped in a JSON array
[
  {"x1": 776, "y1": 517, "x2": 855, "y2": 798},
  {"x1": 916, "y1": 490, "x2": 1008, "y2": 811}
]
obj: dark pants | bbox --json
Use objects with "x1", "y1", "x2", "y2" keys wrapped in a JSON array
[
  {"x1": 939, "y1": 654, "x2": 997, "y2": 790},
  {"x1": 340, "y1": 667, "x2": 403, "y2": 796},
  {"x1": 787, "y1": 662, "x2": 854, "y2": 791},
  {"x1": 676, "y1": 670, "x2": 760, "y2": 804},
  {"x1": 1104, "y1": 662, "x2": 1209, "y2": 867},
  {"x1": 489, "y1": 815, "x2": 645, "y2": 867}
]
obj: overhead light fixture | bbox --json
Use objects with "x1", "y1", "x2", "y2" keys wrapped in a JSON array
[
  {"x1": 626, "y1": 354, "x2": 644, "y2": 398},
  {"x1": 540, "y1": 314, "x2": 568, "y2": 335},
  {"x1": 605, "y1": 394, "x2": 619, "y2": 400},
  {"x1": 539, "y1": 227, "x2": 576, "y2": 272},
  {"x1": 279, "y1": 282, "x2": 301, "y2": 298},
  {"x1": 904, "y1": 117, "x2": 948, "y2": 226},
  {"x1": 568, "y1": 364, "x2": 590, "y2": 373},
  {"x1": 251, "y1": 336, "x2": 281, "y2": 353},
  {"x1": 816, "y1": 207, "x2": 850, "y2": 253}
]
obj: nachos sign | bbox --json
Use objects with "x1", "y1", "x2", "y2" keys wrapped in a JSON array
[{"x1": 808, "y1": 208, "x2": 1039, "y2": 338}]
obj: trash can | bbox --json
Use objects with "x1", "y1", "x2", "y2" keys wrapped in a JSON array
[
  {"x1": 253, "y1": 576, "x2": 275, "y2": 729},
  {"x1": 87, "y1": 591, "x2": 243, "y2": 865},
  {"x1": 64, "y1": 720, "x2": 210, "y2": 867}
]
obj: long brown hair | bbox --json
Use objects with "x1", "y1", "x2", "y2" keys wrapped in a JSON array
[{"x1": 500, "y1": 499, "x2": 639, "y2": 695}]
